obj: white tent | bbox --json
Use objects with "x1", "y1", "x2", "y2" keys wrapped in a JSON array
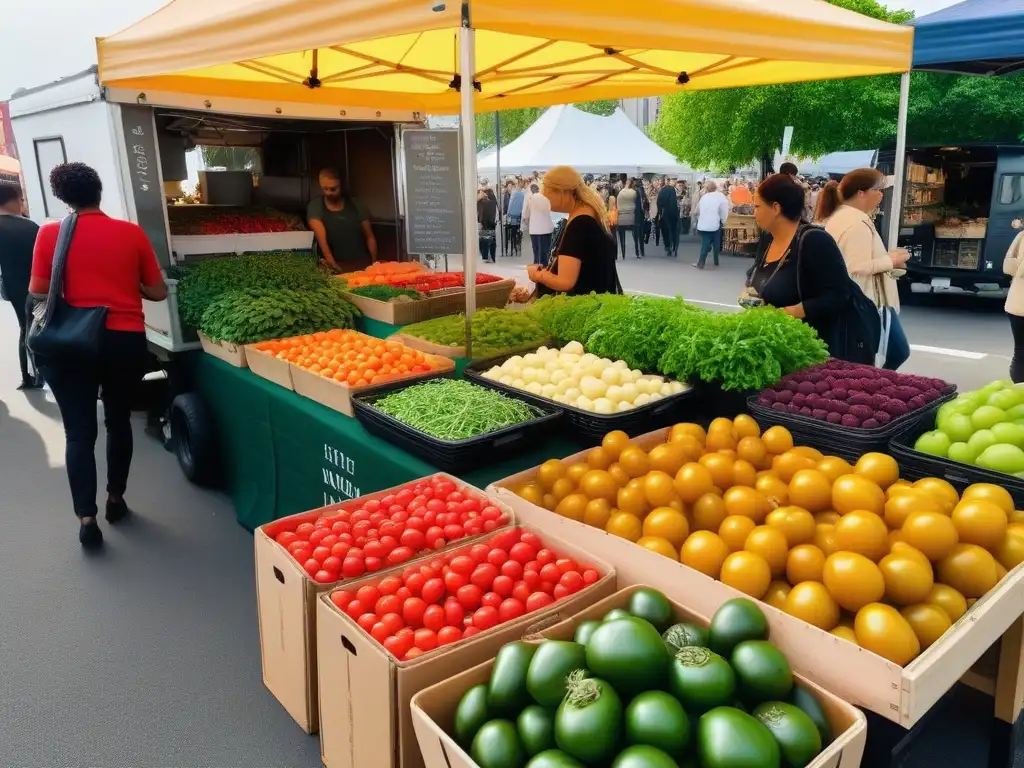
[{"x1": 477, "y1": 105, "x2": 694, "y2": 176}]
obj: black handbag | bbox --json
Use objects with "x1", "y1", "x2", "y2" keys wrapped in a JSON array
[{"x1": 27, "y1": 213, "x2": 108, "y2": 361}]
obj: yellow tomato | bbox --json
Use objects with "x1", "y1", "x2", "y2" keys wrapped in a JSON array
[
  {"x1": 551, "y1": 477, "x2": 576, "y2": 502},
  {"x1": 744, "y1": 525, "x2": 789, "y2": 577},
  {"x1": 814, "y1": 510, "x2": 841, "y2": 525},
  {"x1": 878, "y1": 554, "x2": 934, "y2": 606},
  {"x1": 814, "y1": 523, "x2": 839, "y2": 556},
  {"x1": 831, "y1": 625, "x2": 859, "y2": 644},
  {"x1": 732, "y1": 414, "x2": 761, "y2": 439},
  {"x1": 886, "y1": 479, "x2": 914, "y2": 498},
  {"x1": 961, "y1": 483, "x2": 1015, "y2": 514},
  {"x1": 706, "y1": 424, "x2": 737, "y2": 453},
  {"x1": 788, "y1": 469, "x2": 834, "y2": 513},
  {"x1": 816, "y1": 456, "x2": 854, "y2": 483},
  {"x1": 720, "y1": 551, "x2": 772, "y2": 599},
  {"x1": 762, "y1": 426, "x2": 794, "y2": 455},
  {"x1": 582, "y1": 498, "x2": 613, "y2": 530},
  {"x1": 994, "y1": 527, "x2": 1024, "y2": 570},
  {"x1": 648, "y1": 442, "x2": 688, "y2": 477},
  {"x1": 732, "y1": 460, "x2": 758, "y2": 488},
  {"x1": 536, "y1": 458, "x2": 567, "y2": 489},
  {"x1": 692, "y1": 493, "x2": 728, "y2": 532},
  {"x1": 618, "y1": 447, "x2": 650, "y2": 479},
  {"x1": 884, "y1": 489, "x2": 940, "y2": 530},
  {"x1": 566, "y1": 463, "x2": 590, "y2": 484},
  {"x1": 542, "y1": 493, "x2": 557, "y2": 511},
  {"x1": 699, "y1": 453, "x2": 735, "y2": 490},
  {"x1": 913, "y1": 477, "x2": 959, "y2": 514},
  {"x1": 1009, "y1": 510, "x2": 1024, "y2": 526},
  {"x1": 901, "y1": 512, "x2": 959, "y2": 561},
  {"x1": 517, "y1": 482, "x2": 544, "y2": 506},
  {"x1": 720, "y1": 515, "x2": 758, "y2": 552},
  {"x1": 889, "y1": 541, "x2": 932, "y2": 569},
  {"x1": 833, "y1": 510, "x2": 890, "y2": 562},
  {"x1": 617, "y1": 485, "x2": 648, "y2": 517},
  {"x1": 773, "y1": 451, "x2": 816, "y2": 483},
  {"x1": 792, "y1": 446, "x2": 825, "y2": 463},
  {"x1": 832, "y1": 474, "x2": 885, "y2": 516},
  {"x1": 763, "y1": 580, "x2": 792, "y2": 611},
  {"x1": 606, "y1": 512, "x2": 643, "y2": 542},
  {"x1": 822, "y1": 552, "x2": 886, "y2": 612},
  {"x1": 637, "y1": 535, "x2": 678, "y2": 560},
  {"x1": 601, "y1": 430, "x2": 631, "y2": 460},
  {"x1": 674, "y1": 463, "x2": 715, "y2": 504},
  {"x1": 579, "y1": 470, "x2": 619, "y2": 503},
  {"x1": 900, "y1": 604, "x2": 951, "y2": 650},
  {"x1": 854, "y1": 452, "x2": 900, "y2": 489},
  {"x1": 855, "y1": 603, "x2": 921, "y2": 665},
  {"x1": 645, "y1": 471, "x2": 680, "y2": 508},
  {"x1": 607, "y1": 463, "x2": 631, "y2": 488},
  {"x1": 670, "y1": 422, "x2": 707, "y2": 446},
  {"x1": 756, "y1": 473, "x2": 790, "y2": 507},
  {"x1": 643, "y1": 507, "x2": 690, "y2": 548},
  {"x1": 681, "y1": 531, "x2": 731, "y2": 579},
  {"x1": 767, "y1": 508, "x2": 816, "y2": 547},
  {"x1": 723, "y1": 486, "x2": 772, "y2": 523},
  {"x1": 936, "y1": 544, "x2": 1000, "y2": 598},
  {"x1": 555, "y1": 493, "x2": 588, "y2": 522},
  {"x1": 786, "y1": 544, "x2": 827, "y2": 584},
  {"x1": 785, "y1": 582, "x2": 840, "y2": 630},
  {"x1": 951, "y1": 500, "x2": 1008, "y2": 549},
  {"x1": 737, "y1": 436, "x2": 769, "y2": 470},
  {"x1": 587, "y1": 447, "x2": 613, "y2": 470},
  {"x1": 926, "y1": 584, "x2": 968, "y2": 622}
]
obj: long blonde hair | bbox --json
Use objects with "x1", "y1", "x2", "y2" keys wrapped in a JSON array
[{"x1": 542, "y1": 165, "x2": 610, "y2": 233}]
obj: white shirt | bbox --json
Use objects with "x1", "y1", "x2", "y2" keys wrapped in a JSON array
[
  {"x1": 696, "y1": 191, "x2": 729, "y2": 232},
  {"x1": 523, "y1": 192, "x2": 554, "y2": 235}
]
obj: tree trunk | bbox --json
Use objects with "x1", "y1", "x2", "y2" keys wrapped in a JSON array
[{"x1": 759, "y1": 152, "x2": 774, "y2": 181}]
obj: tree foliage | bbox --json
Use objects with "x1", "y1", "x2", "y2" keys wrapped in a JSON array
[
  {"x1": 476, "y1": 100, "x2": 620, "y2": 151},
  {"x1": 649, "y1": 0, "x2": 1024, "y2": 171}
]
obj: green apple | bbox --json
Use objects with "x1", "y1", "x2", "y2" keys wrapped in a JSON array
[
  {"x1": 976, "y1": 444, "x2": 1024, "y2": 475},
  {"x1": 968, "y1": 429, "x2": 999, "y2": 455},
  {"x1": 1005, "y1": 403, "x2": 1024, "y2": 421},
  {"x1": 988, "y1": 388, "x2": 1024, "y2": 411},
  {"x1": 914, "y1": 430, "x2": 952, "y2": 457},
  {"x1": 947, "y1": 442, "x2": 978, "y2": 464},
  {"x1": 971, "y1": 405, "x2": 1007, "y2": 431},
  {"x1": 939, "y1": 413, "x2": 975, "y2": 443},
  {"x1": 992, "y1": 422, "x2": 1024, "y2": 447}
]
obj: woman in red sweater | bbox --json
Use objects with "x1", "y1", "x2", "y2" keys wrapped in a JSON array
[{"x1": 30, "y1": 163, "x2": 168, "y2": 549}]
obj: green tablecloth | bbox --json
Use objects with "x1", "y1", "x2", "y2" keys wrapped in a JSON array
[{"x1": 192, "y1": 354, "x2": 583, "y2": 530}]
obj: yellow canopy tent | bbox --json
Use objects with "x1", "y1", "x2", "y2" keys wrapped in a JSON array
[{"x1": 97, "y1": 0, "x2": 912, "y2": 339}]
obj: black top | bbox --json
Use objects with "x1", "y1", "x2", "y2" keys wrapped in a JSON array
[
  {"x1": 749, "y1": 225, "x2": 851, "y2": 347},
  {"x1": 0, "y1": 214, "x2": 39, "y2": 301},
  {"x1": 657, "y1": 186, "x2": 680, "y2": 220},
  {"x1": 477, "y1": 196, "x2": 498, "y2": 231},
  {"x1": 307, "y1": 196, "x2": 371, "y2": 267},
  {"x1": 552, "y1": 214, "x2": 620, "y2": 296}
]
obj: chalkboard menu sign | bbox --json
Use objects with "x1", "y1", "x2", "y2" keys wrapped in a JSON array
[
  {"x1": 119, "y1": 104, "x2": 172, "y2": 268},
  {"x1": 402, "y1": 129, "x2": 464, "y2": 255}
]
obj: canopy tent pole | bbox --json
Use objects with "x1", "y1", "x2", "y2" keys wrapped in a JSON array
[
  {"x1": 496, "y1": 112, "x2": 503, "y2": 256},
  {"x1": 887, "y1": 71, "x2": 911, "y2": 250},
  {"x1": 459, "y1": 23, "x2": 478, "y2": 358}
]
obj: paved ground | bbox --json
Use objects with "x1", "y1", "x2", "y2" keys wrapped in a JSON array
[{"x1": 0, "y1": 267, "x2": 1017, "y2": 766}]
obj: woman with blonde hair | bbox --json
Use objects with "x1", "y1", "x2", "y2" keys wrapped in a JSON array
[
  {"x1": 1002, "y1": 223, "x2": 1024, "y2": 381},
  {"x1": 527, "y1": 165, "x2": 620, "y2": 296},
  {"x1": 817, "y1": 168, "x2": 910, "y2": 369}
]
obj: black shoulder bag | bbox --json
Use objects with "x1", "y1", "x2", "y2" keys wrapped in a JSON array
[{"x1": 28, "y1": 214, "x2": 108, "y2": 362}]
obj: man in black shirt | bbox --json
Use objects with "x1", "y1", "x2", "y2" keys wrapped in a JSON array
[
  {"x1": 0, "y1": 184, "x2": 41, "y2": 389},
  {"x1": 656, "y1": 183, "x2": 681, "y2": 257}
]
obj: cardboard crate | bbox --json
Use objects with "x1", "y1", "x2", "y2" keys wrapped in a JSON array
[
  {"x1": 489, "y1": 428, "x2": 1024, "y2": 728},
  {"x1": 245, "y1": 345, "x2": 294, "y2": 390},
  {"x1": 341, "y1": 279, "x2": 516, "y2": 326},
  {"x1": 254, "y1": 474, "x2": 512, "y2": 734},
  {"x1": 290, "y1": 352, "x2": 456, "y2": 417},
  {"x1": 316, "y1": 524, "x2": 615, "y2": 768},
  {"x1": 411, "y1": 585, "x2": 867, "y2": 768},
  {"x1": 198, "y1": 332, "x2": 247, "y2": 368}
]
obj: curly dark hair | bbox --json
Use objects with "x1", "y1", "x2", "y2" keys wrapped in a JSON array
[{"x1": 49, "y1": 162, "x2": 102, "y2": 210}]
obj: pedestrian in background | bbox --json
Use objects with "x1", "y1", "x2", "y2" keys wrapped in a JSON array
[
  {"x1": 816, "y1": 169, "x2": 911, "y2": 370},
  {"x1": 657, "y1": 181, "x2": 680, "y2": 257},
  {"x1": 1002, "y1": 223, "x2": 1024, "y2": 382},
  {"x1": 694, "y1": 180, "x2": 729, "y2": 269},
  {"x1": 0, "y1": 184, "x2": 41, "y2": 389},
  {"x1": 477, "y1": 188, "x2": 498, "y2": 263},
  {"x1": 523, "y1": 182, "x2": 554, "y2": 266},
  {"x1": 616, "y1": 179, "x2": 641, "y2": 258},
  {"x1": 677, "y1": 181, "x2": 692, "y2": 236}
]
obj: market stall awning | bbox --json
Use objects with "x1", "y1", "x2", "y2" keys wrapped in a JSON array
[
  {"x1": 97, "y1": 0, "x2": 914, "y2": 114},
  {"x1": 911, "y1": 0, "x2": 1024, "y2": 75}
]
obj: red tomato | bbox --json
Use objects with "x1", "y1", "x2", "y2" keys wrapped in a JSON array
[
  {"x1": 312, "y1": 546, "x2": 331, "y2": 563},
  {"x1": 303, "y1": 559, "x2": 320, "y2": 577},
  {"x1": 356, "y1": 585, "x2": 381, "y2": 607},
  {"x1": 388, "y1": 546, "x2": 414, "y2": 565},
  {"x1": 434, "y1": 480, "x2": 455, "y2": 498},
  {"x1": 481, "y1": 506, "x2": 502, "y2": 522},
  {"x1": 276, "y1": 531, "x2": 299, "y2": 547},
  {"x1": 512, "y1": 582, "x2": 532, "y2": 603},
  {"x1": 346, "y1": 600, "x2": 365, "y2": 619},
  {"x1": 422, "y1": 605, "x2": 446, "y2": 632},
  {"x1": 526, "y1": 592, "x2": 554, "y2": 612},
  {"x1": 421, "y1": 578, "x2": 445, "y2": 605},
  {"x1": 322, "y1": 556, "x2": 343, "y2": 573},
  {"x1": 447, "y1": 491, "x2": 466, "y2": 504},
  {"x1": 559, "y1": 571, "x2": 584, "y2": 594},
  {"x1": 309, "y1": 529, "x2": 328, "y2": 547},
  {"x1": 483, "y1": 520, "x2": 500, "y2": 533},
  {"x1": 490, "y1": 528, "x2": 521, "y2": 551},
  {"x1": 444, "y1": 600, "x2": 465, "y2": 627},
  {"x1": 524, "y1": 560, "x2": 540, "y2": 574},
  {"x1": 427, "y1": 498, "x2": 446, "y2": 514},
  {"x1": 330, "y1": 590, "x2": 354, "y2": 610},
  {"x1": 424, "y1": 526, "x2": 444, "y2": 548},
  {"x1": 406, "y1": 516, "x2": 427, "y2": 532},
  {"x1": 396, "y1": 488, "x2": 414, "y2": 506},
  {"x1": 523, "y1": 570, "x2": 540, "y2": 589},
  {"x1": 444, "y1": 524, "x2": 466, "y2": 541},
  {"x1": 450, "y1": 556, "x2": 475, "y2": 576},
  {"x1": 472, "y1": 606, "x2": 499, "y2": 631},
  {"x1": 509, "y1": 542, "x2": 537, "y2": 564},
  {"x1": 444, "y1": 571, "x2": 468, "y2": 593},
  {"x1": 380, "y1": 613, "x2": 404, "y2": 637},
  {"x1": 536, "y1": 548, "x2": 556, "y2": 566},
  {"x1": 378, "y1": 577, "x2": 403, "y2": 595},
  {"x1": 320, "y1": 534, "x2": 339, "y2": 549},
  {"x1": 464, "y1": 520, "x2": 484, "y2": 536},
  {"x1": 396, "y1": 586, "x2": 413, "y2": 602},
  {"x1": 556, "y1": 558, "x2": 578, "y2": 574},
  {"x1": 499, "y1": 598, "x2": 526, "y2": 622},
  {"x1": 370, "y1": 622, "x2": 390, "y2": 644},
  {"x1": 357, "y1": 613, "x2": 378, "y2": 632},
  {"x1": 540, "y1": 581, "x2": 556, "y2": 595},
  {"x1": 363, "y1": 499, "x2": 381, "y2": 513},
  {"x1": 287, "y1": 541, "x2": 311, "y2": 557},
  {"x1": 582, "y1": 569, "x2": 600, "y2": 585},
  {"x1": 380, "y1": 494, "x2": 397, "y2": 508},
  {"x1": 500, "y1": 560, "x2": 524, "y2": 581},
  {"x1": 331, "y1": 521, "x2": 350, "y2": 536},
  {"x1": 521, "y1": 532, "x2": 543, "y2": 550},
  {"x1": 365, "y1": 557, "x2": 383, "y2": 573},
  {"x1": 437, "y1": 626, "x2": 462, "y2": 646},
  {"x1": 295, "y1": 522, "x2": 316, "y2": 539},
  {"x1": 414, "y1": 628, "x2": 438, "y2": 651},
  {"x1": 539, "y1": 563, "x2": 562, "y2": 584},
  {"x1": 463, "y1": 626, "x2": 481, "y2": 639},
  {"x1": 492, "y1": 575, "x2": 514, "y2": 598},
  {"x1": 376, "y1": 595, "x2": 402, "y2": 616},
  {"x1": 481, "y1": 592, "x2": 502, "y2": 609},
  {"x1": 403, "y1": 598, "x2": 427, "y2": 628},
  {"x1": 342, "y1": 557, "x2": 365, "y2": 579},
  {"x1": 315, "y1": 569, "x2": 337, "y2": 584},
  {"x1": 403, "y1": 572, "x2": 425, "y2": 597},
  {"x1": 384, "y1": 634, "x2": 414, "y2": 659},
  {"x1": 330, "y1": 542, "x2": 351, "y2": 559},
  {"x1": 457, "y1": 585, "x2": 482, "y2": 610},
  {"x1": 404, "y1": 647, "x2": 424, "y2": 660},
  {"x1": 379, "y1": 535, "x2": 398, "y2": 553},
  {"x1": 553, "y1": 585, "x2": 569, "y2": 600},
  {"x1": 486, "y1": 548, "x2": 508, "y2": 568},
  {"x1": 460, "y1": 497, "x2": 481, "y2": 514},
  {"x1": 471, "y1": 564, "x2": 499, "y2": 591}
]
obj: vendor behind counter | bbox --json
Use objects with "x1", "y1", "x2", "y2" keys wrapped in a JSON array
[{"x1": 307, "y1": 167, "x2": 377, "y2": 272}]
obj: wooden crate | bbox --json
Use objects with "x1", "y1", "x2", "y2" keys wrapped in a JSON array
[
  {"x1": 489, "y1": 427, "x2": 1024, "y2": 728},
  {"x1": 198, "y1": 332, "x2": 247, "y2": 368}
]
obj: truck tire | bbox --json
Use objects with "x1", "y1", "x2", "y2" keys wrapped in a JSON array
[{"x1": 170, "y1": 393, "x2": 217, "y2": 486}]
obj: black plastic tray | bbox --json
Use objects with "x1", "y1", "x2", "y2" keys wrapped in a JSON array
[
  {"x1": 889, "y1": 418, "x2": 1024, "y2": 504},
  {"x1": 463, "y1": 351, "x2": 703, "y2": 443},
  {"x1": 352, "y1": 378, "x2": 563, "y2": 474}
]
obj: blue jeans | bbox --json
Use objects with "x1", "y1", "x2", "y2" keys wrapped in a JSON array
[
  {"x1": 531, "y1": 233, "x2": 552, "y2": 265},
  {"x1": 698, "y1": 229, "x2": 720, "y2": 266},
  {"x1": 883, "y1": 308, "x2": 910, "y2": 370}
]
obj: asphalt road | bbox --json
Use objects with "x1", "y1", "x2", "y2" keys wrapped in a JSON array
[{"x1": 467, "y1": 232, "x2": 1013, "y2": 392}]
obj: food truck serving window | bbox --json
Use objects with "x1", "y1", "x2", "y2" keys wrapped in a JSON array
[
  {"x1": 33, "y1": 136, "x2": 67, "y2": 218},
  {"x1": 998, "y1": 174, "x2": 1024, "y2": 205}
]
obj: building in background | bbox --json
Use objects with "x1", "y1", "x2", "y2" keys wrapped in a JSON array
[{"x1": 619, "y1": 97, "x2": 662, "y2": 132}]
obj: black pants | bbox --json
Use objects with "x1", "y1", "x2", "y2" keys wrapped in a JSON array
[
  {"x1": 7, "y1": 293, "x2": 30, "y2": 383},
  {"x1": 39, "y1": 330, "x2": 147, "y2": 519},
  {"x1": 479, "y1": 233, "x2": 496, "y2": 262},
  {"x1": 1010, "y1": 313, "x2": 1024, "y2": 383},
  {"x1": 662, "y1": 217, "x2": 680, "y2": 256}
]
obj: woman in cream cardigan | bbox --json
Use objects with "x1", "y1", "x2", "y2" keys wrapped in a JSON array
[
  {"x1": 1003, "y1": 222, "x2": 1024, "y2": 382},
  {"x1": 816, "y1": 168, "x2": 910, "y2": 369}
]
